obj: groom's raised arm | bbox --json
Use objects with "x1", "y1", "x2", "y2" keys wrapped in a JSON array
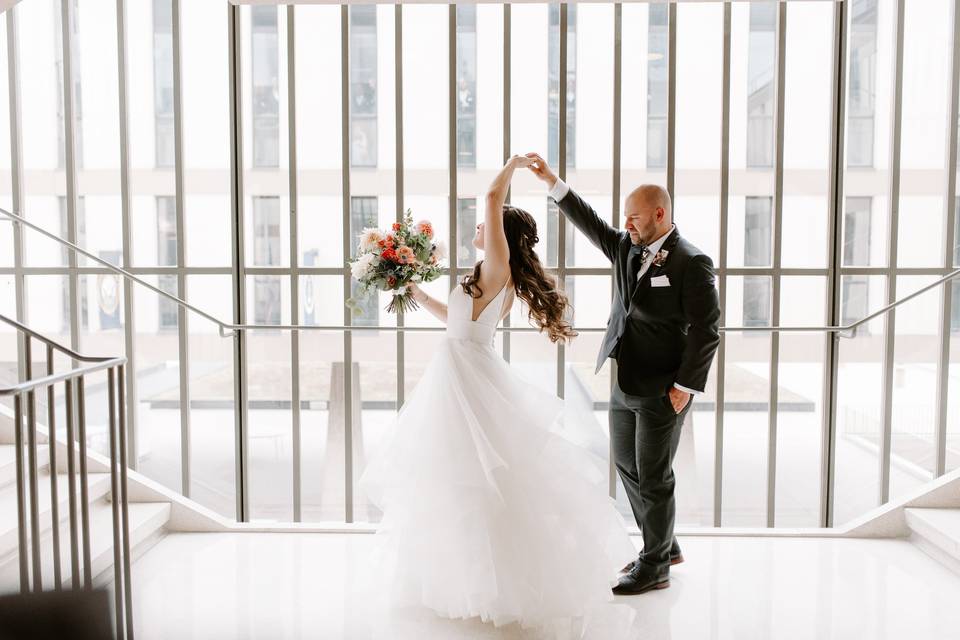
[{"x1": 525, "y1": 153, "x2": 623, "y2": 263}]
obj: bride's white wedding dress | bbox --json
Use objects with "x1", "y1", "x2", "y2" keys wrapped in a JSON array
[{"x1": 359, "y1": 279, "x2": 638, "y2": 637}]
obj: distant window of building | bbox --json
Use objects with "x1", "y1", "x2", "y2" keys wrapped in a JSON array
[
  {"x1": 157, "y1": 196, "x2": 178, "y2": 331},
  {"x1": 848, "y1": 0, "x2": 877, "y2": 168},
  {"x1": 746, "y1": 4, "x2": 776, "y2": 168},
  {"x1": 350, "y1": 197, "x2": 379, "y2": 326},
  {"x1": 251, "y1": 6, "x2": 280, "y2": 168},
  {"x1": 153, "y1": 0, "x2": 174, "y2": 168},
  {"x1": 252, "y1": 197, "x2": 282, "y2": 325},
  {"x1": 548, "y1": 4, "x2": 576, "y2": 169},
  {"x1": 456, "y1": 6, "x2": 477, "y2": 168},
  {"x1": 58, "y1": 196, "x2": 87, "y2": 332},
  {"x1": 350, "y1": 7, "x2": 378, "y2": 168},
  {"x1": 843, "y1": 197, "x2": 872, "y2": 266},
  {"x1": 743, "y1": 197, "x2": 772, "y2": 327},
  {"x1": 457, "y1": 198, "x2": 477, "y2": 268},
  {"x1": 646, "y1": 5, "x2": 668, "y2": 169}
]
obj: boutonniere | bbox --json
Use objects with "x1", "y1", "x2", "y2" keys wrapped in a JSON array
[{"x1": 652, "y1": 249, "x2": 669, "y2": 268}]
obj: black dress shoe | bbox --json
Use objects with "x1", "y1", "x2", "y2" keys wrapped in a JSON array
[
  {"x1": 612, "y1": 566, "x2": 670, "y2": 595},
  {"x1": 620, "y1": 550, "x2": 683, "y2": 574}
]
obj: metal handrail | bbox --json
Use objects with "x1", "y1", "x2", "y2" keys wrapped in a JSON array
[
  {"x1": 3, "y1": 206, "x2": 959, "y2": 339},
  {"x1": 1, "y1": 311, "x2": 135, "y2": 639}
]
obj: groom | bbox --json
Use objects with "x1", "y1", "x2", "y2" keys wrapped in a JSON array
[{"x1": 526, "y1": 153, "x2": 720, "y2": 595}]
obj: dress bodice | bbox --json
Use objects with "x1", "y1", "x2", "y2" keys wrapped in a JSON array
[{"x1": 445, "y1": 280, "x2": 508, "y2": 346}]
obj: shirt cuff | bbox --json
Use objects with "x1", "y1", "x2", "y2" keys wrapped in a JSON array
[
  {"x1": 548, "y1": 178, "x2": 570, "y2": 202},
  {"x1": 673, "y1": 383, "x2": 702, "y2": 396}
]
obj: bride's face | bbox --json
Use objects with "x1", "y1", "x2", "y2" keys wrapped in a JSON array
[{"x1": 473, "y1": 223, "x2": 484, "y2": 251}]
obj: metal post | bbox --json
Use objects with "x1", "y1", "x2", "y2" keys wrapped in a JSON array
[
  {"x1": 396, "y1": 4, "x2": 405, "y2": 413},
  {"x1": 714, "y1": 2, "x2": 732, "y2": 528},
  {"x1": 666, "y1": 2, "x2": 677, "y2": 199},
  {"x1": 171, "y1": 0, "x2": 191, "y2": 499},
  {"x1": 46, "y1": 346, "x2": 62, "y2": 590},
  {"x1": 935, "y1": 0, "x2": 960, "y2": 479},
  {"x1": 610, "y1": 2, "x2": 622, "y2": 500},
  {"x1": 449, "y1": 5, "x2": 458, "y2": 291},
  {"x1": 107, "y1": 367, "x2": 124, "y2": 636},
  {"x1": 766, "y1": 2, "x2": 788, "y2": 528},
  {"x1": 13, "y1": 393, "x2": 28, "y2": 593},
  {"x1": 821, "y1": 0, "x2": 848, "y2": 528},
  {"x1": 879, "y1": 0, "x2": 906, "y2": 505},
  {"x1": 502, "y1": 4, "x2": 511, "y2": 363},
  {"x1": 7, "y1": 11, "x2": 26, "y2": 376},
  {"x1": 228, "y1": 4, "x2": 249, "y2": 522},
  {"x1": 77, "y1": 376, "x2": 92, "y2": 588},
  {"x1": 117, "y1": 364, "x2": 134, "y2": 640},
  {"x1": 116, "y1": 0, "x2": 139, "y2": 471},
  {"x1": 557, "y1": 2, "x2": 567, "y2": 400},
  {"x1": 286, "y1": 5, "x2": 302, "y2": 523},
  {"x1": 24, "y1": 340, "x2": 42, "y2": 590},
  {"x1": 64, "y1": 378, "x2": 80, "y2": 588},
  {"x1": 341, "y1": 5, "x2": 354, "y2": 524},
  {"x1": 59, "y1": 0, "x2": 81, "y2": 356}
]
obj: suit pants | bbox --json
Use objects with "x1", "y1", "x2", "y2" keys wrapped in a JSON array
[{"x1": 609, "y1": 377, "x2": 691, "y2": 574}]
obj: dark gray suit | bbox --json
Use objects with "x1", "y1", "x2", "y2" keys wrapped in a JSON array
[{"x1": 556, "y1": 187, "x2": 720, "y2": 575}]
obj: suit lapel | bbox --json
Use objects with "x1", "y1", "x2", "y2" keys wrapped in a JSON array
[{"x1": 629, "y1": 227, "x2": 681, "y2": 309}]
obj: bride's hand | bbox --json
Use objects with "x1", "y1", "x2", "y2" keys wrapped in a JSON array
[
  {"x1": 407, "y1": 282, "x2": 428, "y2": 304},
  {"x1": 508, "y1": 154, "x2": 536, "y2": 170}
]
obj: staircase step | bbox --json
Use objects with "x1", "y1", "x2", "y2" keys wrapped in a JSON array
[
  {"x1": 0, "y1": 468, "x2": 112, "y2": 561},
  {"x1": 0, "y1": 500, "x2": 170, "y2": 592},
  {"x1": 905, "y1": 508, "x2": 960, "y2": 574},
  {"x1": 0, "y1": 444, "x2": 50, "y2": 489}
]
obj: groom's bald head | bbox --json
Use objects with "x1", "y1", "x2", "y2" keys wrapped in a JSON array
[{"x1": 624, "y1": 184, "x2": 672, "y2": 245}]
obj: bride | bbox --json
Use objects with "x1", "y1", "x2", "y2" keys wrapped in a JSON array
[{"x1": 359, "y1": 156, "x2": 637, "y2": 636}]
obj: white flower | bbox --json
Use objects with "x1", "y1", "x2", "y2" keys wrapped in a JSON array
[
  {"x1": 357, "y1": 227, "x2": 383, "y2": 252},
  {"x1": 351, "y1": 253, "x2": 377, "y2": 280},
  {"x1": 432, "y1": 240, "x2": 448, "y2": 262}
]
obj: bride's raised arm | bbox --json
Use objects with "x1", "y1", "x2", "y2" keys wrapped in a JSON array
[{"x1": 482, "y1": 155, "x2": 534, "y2": 285}]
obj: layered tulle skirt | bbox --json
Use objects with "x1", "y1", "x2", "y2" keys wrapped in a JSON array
[{"x1": 359, "y1": 337, "x2": 637, "y2": 636}]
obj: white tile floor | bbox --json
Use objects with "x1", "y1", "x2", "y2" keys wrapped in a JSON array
[{"x1": 132, "y1": 532, "x2": 960, "y2": 640}]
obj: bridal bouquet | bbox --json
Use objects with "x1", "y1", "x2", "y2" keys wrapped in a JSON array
[{"x1": 347, "y1": 211, "x2": 445, "y2": 315}]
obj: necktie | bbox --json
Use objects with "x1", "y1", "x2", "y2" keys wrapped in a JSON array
[{"x1": 626, "y1": 244, "x2": 648, "y2": 297}]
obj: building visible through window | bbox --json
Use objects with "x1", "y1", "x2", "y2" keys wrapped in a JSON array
[
  {"x1": 848, "y1": 0, "x2": 878, "y2": 168},
  {"x1": 251, "y1": 6, "x2": 280, "y2": 168},
  {"x1": 646, "y1": 5, "x2": 668, "y2": 169},
  {"x1": 54, "y1": 0, "x2": 83, "y2": 170},
  {"x1": 842, "y1": 197, "x2": 872, "y2": 335},
  {"x1": 743, "y1": 197, "x2": 772, "y2": 327},
  {"x1": 548, "y1": 4, "x2": 576, "y2": 169},
  {"x1": 350, "y1": 7, "x2": 378, "y2": 168},
  {"x1": 456, "y1": 6, "x2": 477, "y2": 168},
  {"x1": 58, "y1": 197, "x2": 87, "y2": 332},
  {"x1": 252, "y1": 197, "x2": 282, "y2": 325},
  {"x1": 457, "y1": 198, "x2": 477, "y2": 268},
  {"x1": 157, "y1": 196, "x2": 178, "y2": 331},
  {"x1": 746, "y1": 4, "x2": 776, "y2": 169},
  {"x1": 350, "y1": 197, "x2": 379, "y2": 326},
  {"x1": 153, "y1": 0, "x2": 174, "y2": 168}
]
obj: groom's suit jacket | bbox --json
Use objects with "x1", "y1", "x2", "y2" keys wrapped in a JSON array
[{"x1": 557, "y1": 188, "x2": 721, "y2": 398}]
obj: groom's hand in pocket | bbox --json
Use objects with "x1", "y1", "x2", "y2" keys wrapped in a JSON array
[{"x1": 667, "y1": 387, "x2": 691, "y2": 415}]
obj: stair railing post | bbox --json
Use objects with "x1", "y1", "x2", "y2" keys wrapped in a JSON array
[
  {"x1": 46, "y1": 344, "x2": 62, "y2": 589},
  {"x1": 13, "y1": 392, "x2": 28, "y2": 593},
  {"x1": 77, "y1": 376, "x2": 92, "y2": 588},
  {"x1": 107, "y1": 366, "x2": 125, "y2": 637}
]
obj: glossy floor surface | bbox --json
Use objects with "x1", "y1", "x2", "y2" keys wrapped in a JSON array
[{"x1": 132, "y1": 532, "x2": 960, "y2": 639}]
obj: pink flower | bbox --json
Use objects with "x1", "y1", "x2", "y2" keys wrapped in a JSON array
[{"x1": 397, "y1": 246, "x2": 416, "y2": 264}]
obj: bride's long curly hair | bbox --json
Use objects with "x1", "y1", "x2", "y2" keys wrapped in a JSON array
[{"x1": 461, "y1": 205, "x2": 577, "y2": 344}]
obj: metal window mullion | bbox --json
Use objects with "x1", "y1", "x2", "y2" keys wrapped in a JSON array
[
  {"x1": 7, "y1": 11, "x2": 25, "y2": 378},
  {"x1": 448, "y1": 6, "x2": 457, "y2": 290},
  {"x1": 341, "y1": 5, "x2": 353, "y2": 524},
  {"x1": 821, "y1": 0, "x2": 848, "y2": 528},
  {"x1": 116, "y1": 0, "x2": 138, "y2": 470},
  {"x1": 395, "y1": 4, "x2": 405, "y2": 411},
  {"x1": 666, "y1": 2, "x2": 677, "y2": 200},
  {"x1": 609, "y1": 2, "x2": 621, "y2": 500},
  {"x1": 934, "y1": 0, "x2": 960, "y2": 479},
  {"x1": 765, "y1": 2, "x2": 787, "y2": 529},
  {"x1": 172, "y1": 0, "x2": 191, "y2": 499},
  {"x1": 502, "y1": 4, "x2": 511, "y2": 364},
  {"x1": 557, "y1": 2, "x2": 567, "y2": 400},
  {"x1": 879, "y1": 0, "x2": 906, "y2": 506},
  {"x1": 286, "y1": 5, "x2": 302, "y2": 522},
  {"x1": 228, "y1": 4, "x2": 249, "y2": 522},
  {"x1": 714, "y1": 1, "x2": 732, "y2": 528},
  {"x1": 59, "y1": 0, "x2": 80, "y2": 356}
]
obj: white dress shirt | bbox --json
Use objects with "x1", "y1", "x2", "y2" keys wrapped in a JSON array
[{"x1": 549, "y1": 177, "x2": 700, "y2": 397}]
